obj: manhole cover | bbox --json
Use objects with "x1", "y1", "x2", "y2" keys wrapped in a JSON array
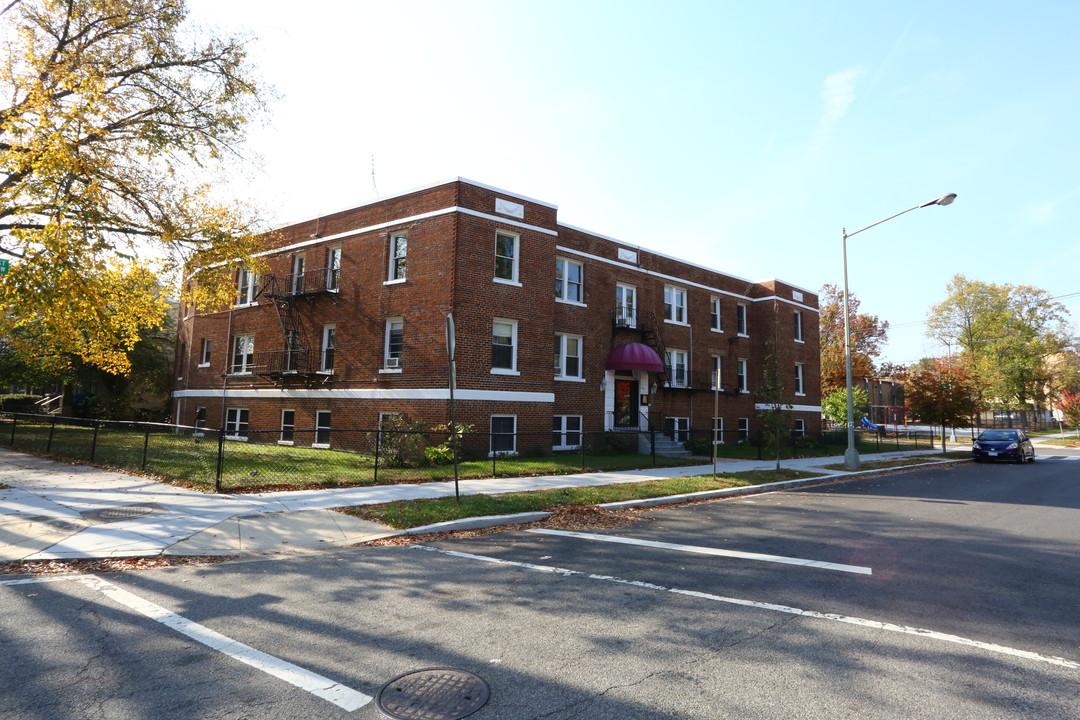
[
  {"x1": 81, "y1": 504, "x2": 162, "y2": 524},
  {"x1": 375, "y1": 667, "x2": 490, "y2": 720}
]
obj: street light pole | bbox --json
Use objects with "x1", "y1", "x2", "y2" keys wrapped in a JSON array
[{"x1": 842, "y1": 193, "x2": 956, "y2": 470}]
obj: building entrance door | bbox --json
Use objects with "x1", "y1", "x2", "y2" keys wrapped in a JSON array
[{"x1": 614, "y1": 378, "x2": 639, "y2": 429}]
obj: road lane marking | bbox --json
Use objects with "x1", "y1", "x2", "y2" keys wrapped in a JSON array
[
  {"x1": 2, "y1": 574, "x2": 371, "y2": 711},
  {"x1": 415, "y1": 545, "x2": 1080, "y2": 671},
  {"x1": 526, "y1": 528, "x2": 872, "y2": 574}
]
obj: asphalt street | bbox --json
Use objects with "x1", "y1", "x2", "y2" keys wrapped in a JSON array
[{"x1": 2, "y1": 456, "x2": 1079, "y2": 719}]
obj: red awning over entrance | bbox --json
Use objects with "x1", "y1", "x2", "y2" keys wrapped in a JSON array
[{"x1": 604, "y1": 342, "x2": 665, "y2": 372}]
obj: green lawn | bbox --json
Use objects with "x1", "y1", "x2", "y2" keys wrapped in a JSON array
[
  {"x1": 1038, "y1": 437, "x2": 1080, "y2": 447},
  {"x1": 341, "y1": 468, "x2": 817, "y2": 529},
  {"x1": 0, "y1": 420, "x2": 953, "y2": 494},
  {"x1": 2, "y1": 422, "x2": 704, "y2": 492}
]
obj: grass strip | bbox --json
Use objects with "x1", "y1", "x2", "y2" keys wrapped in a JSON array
[
  {"x1": 340, "y1": 468, "x2": 816, "y2": 529},
  {"x1": 1038, "y1": 437, "x2": 1080, "y2": 447}
]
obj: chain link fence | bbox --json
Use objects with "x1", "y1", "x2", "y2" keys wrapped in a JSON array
[{"x1": 2, "y1": 412, "x2": 949, "y2": 494}]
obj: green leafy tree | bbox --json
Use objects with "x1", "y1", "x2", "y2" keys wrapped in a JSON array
[
  {"x1": 904, "y1": 356, "x2": 984, "y2": 452},
  {"x1": 926, "y1": 275, "x2": 1074, "y2": 419},
  {"x1": 821, "y1": 386, "x2": 869, "y2": 427},
  {"x1": 819, "y1": 283, "x2": 889, "y2": 396},
  {"x1": 0, "y1": 0, "x2": 267, "y2": 376}
]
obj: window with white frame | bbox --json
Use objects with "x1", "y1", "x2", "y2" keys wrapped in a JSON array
[
  {"x1": 737, "y1": 357, "x2": 748, "y2": 393},
  {"x1": 554, "y1": 334, "x2": 582, "y2": 380},
  {"x1": 665, "y1": 349, "x2": 688, "y2": 387},
  {"x1": 230, "y1": 334, "x2": 254, "y2": 374},
  {"x1": 552, "y1": 415, "x2": 582, "y2": 450},
  {"x1": 710, "y1": 355, "x2": 722, "y2": 389},
  {"x1": 492, "y1": 319, "x2": 517, "y2": 373},
  {"x1": 194, "y1": 406, "x2": 207, "y2": 433},
  {"x1": 199, "y1": 339, "x2": 211, "y2": 367},
  {"x1": 225, "y1": 408, "x2": 249, "y2": 439},
  {"x1": 384, "y1": 318, "x2": 403, "y2": 369},
  {"x1": 666, "y1": 417, "x2": 690, "y2": 443},
  {"x1": 615, "y1": 284, "x2": 637, "y2": 327},
  {"x1": 710, "y1": 297, "x2": 722, "y2": 331},
  {"x1": 555, "y1": 257, "x2": 583, "y2": 303},
  {"x1": 280, "y1": 409, "x2": 295, "y2": 443},
  {"x1": 736, "y1": 302, "x2": 748, "y2": 336},
  {"x1": 314, "y1": 410, "x2": 331, "y2": 447},
  {"x1": 376, "y1": 412, "x2": 401, "y2": 449},
  {"x1": 291, "y1": 255, "x2": 306, "y2": 294},
  {"x1": 494, "y1": 231, "x2": 519, "y2": 283},
  {"x1": 236, "y1": 267, "x2": 258, "y2": 305},
  {"x1": 491, "y1": 415, "x2": 517, "y2": 455},
  {"x1": 320, "y1": 325, "x2": 335, "y2": 372},
  {"x1": 664, "y1": 285, "x2": 687, "y2": 324},
  {"x1": 794, "y1": 418, "x2": 806, "y2": 436},
  {"x1": 712, "y1": 417, "x2": 724, "y2": 445},
  {"x1": 738, "y1": 417, "x2": 749, "y2": 443},
  {"x1": 793, "y1": 310, "x2": 804, "y2": 342},
  {"x1": 326, "y1": 247, "x2": 341, "y2": 291},
  {"x1": 389, "y1": 232, "x2": 407, "y2": 281},
  {"x1": 795, "y1": 363, "x2": 805, "y2": 395}
]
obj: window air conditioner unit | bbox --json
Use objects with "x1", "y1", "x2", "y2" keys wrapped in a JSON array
[{"x1": 385, "y1": 357, "x2": 401, "y2": 368}]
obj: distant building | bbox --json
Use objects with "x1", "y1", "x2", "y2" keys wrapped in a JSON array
[
  {"x1": 858, "y1": 376, "x2": 906, "y2": 426},
  {"x1": 172, "y1": 178, "x2": 821, "y2": 452}
]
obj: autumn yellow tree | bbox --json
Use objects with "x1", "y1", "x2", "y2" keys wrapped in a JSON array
[
  {"x1": 0, "y1": 0, "x2": 267, "y2": 375},
  {"x1": 818, "y1": 283, "x2": 890, "y2": 395}
]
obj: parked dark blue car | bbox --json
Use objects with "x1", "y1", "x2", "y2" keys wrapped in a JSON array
[{"x1": 972, "y1": 429, "x2": 1035, "y2": 463}]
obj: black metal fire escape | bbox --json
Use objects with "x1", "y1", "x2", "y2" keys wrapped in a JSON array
[{"x1": 257, "y1": 267, "x2": 335, "y2": 381}]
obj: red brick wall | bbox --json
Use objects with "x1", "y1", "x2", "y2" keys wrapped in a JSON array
[{"x1": 174, "y1": 179, "x2": 822, "y2": 445}]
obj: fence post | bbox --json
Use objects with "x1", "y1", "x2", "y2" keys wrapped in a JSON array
[
  {"x1": 651, "y1": 430, "x2": 657, "y2": 467},
  {"x1": 492, "y1": 434, "x2": 497, "y2": 477},
  {"x1": 373, "y1": 430, "x2": 380, "y2": 485},
  {"x1": 46, "y1": 418, "x2": 56, "y2": 453},
  {"x1": 9, "y1": 414, "x2": 16, "y2": 445},
  {"x1": 215, "y1": 429, "x2": 225, "y2": 493},
  {"x1": 90, "y1": 423, "x2": 100, "y2": 462},
  {"x1": 141, "y1": 431, "x2": 150, "y2": 471},
  {"x1": 581, "y1": 434, "x2": 586, "y2": 471}
]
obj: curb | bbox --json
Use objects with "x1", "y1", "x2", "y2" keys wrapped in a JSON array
[{"x1": 393, "y1": 459, "x2": 970, "y2": 537}]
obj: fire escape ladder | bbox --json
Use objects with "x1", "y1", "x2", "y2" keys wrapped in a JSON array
[
  {"x1": 266, "y1": 276, "x2": 310, "y2": 376},
  {"x1": 639, "y1": 310, "x2": 669, "y2": 387}
]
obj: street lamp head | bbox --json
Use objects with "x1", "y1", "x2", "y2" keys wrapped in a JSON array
[{"x1": 923, "y1": 193, "x2": 958, "y2": 208}]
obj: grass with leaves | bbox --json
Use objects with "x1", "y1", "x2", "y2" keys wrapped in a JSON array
[{"x1": 341, "y1": 468, "x2": 816, "y2": 529}]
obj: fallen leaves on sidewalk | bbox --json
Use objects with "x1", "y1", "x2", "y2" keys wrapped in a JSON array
[{"x1": 0, "y1": 555, "x2": 236, "y2": 576}]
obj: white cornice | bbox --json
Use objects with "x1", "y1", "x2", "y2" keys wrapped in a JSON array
[{"x1": 272, "y1": 177, "x2": 558, "y2": 229}]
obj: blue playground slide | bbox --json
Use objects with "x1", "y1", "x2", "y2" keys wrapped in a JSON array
[{"x1": 860, "y1": 417, "x2": 880, "y2": 431}]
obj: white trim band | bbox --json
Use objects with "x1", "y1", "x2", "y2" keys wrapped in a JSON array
[
  {"x1": 755, "y1": 403, "x2": 822, "y2": 412},
  {"x1": 173, "y1": 388, "x2": 555, "y2": 403}
]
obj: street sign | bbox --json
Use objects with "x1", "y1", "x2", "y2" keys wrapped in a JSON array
[{"x1": 0, "y1": 259, "x2": 8, "y2": 275}]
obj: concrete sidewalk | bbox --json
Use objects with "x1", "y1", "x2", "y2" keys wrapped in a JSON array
[{"x1": 0, "y1": 446, "x2": 955, "y2": 562}]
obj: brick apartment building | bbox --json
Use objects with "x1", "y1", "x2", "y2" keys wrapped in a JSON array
[{"x1": 172, "y1": 178, "x2": 821, "y2": 453}]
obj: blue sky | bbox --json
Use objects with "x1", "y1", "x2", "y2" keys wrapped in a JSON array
[{"x1": 189, "y1": 0, "x2": 1080, "y2": 365}]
